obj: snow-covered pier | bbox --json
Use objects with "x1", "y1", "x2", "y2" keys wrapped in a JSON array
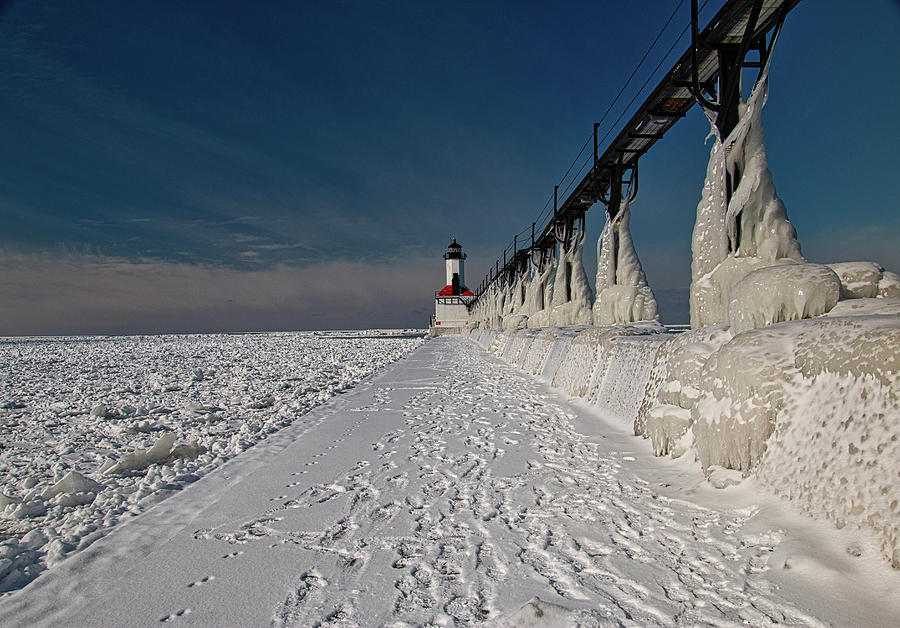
[
  {"x1": 2, "y1": 337, "x2": 897, "y2": 626},
  {"x1": 442, "y1": 0, "x2": 900, "y2": 581}
]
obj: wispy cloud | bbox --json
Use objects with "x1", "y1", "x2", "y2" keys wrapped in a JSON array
[{"x1": 0, "y1": 250, "x2": 439, "y2": 335}]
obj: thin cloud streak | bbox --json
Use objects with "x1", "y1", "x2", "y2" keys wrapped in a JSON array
[{"x1": 0, "y1": 251, "x2": 438, "y2": 335}]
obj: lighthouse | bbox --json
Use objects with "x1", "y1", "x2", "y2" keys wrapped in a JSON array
[{"x1": 430, "y1": 239, "x2": 474, "y2": 335}]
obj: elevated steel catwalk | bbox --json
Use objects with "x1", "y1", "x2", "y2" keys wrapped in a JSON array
[{"x1": 473, "y1": 0, "x2": 801, "y2": 302}]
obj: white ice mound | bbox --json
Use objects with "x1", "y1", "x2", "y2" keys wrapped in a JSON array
[
  {"x1": 42, "y1": 471, "x2": 103, "y2": 500},
  {"x1": 101, "y1": 432, "x2": 177, "y2": 475},
  {"x1": 880, "y1": 271, "x2": 900, "y2": 298},
  {"x1": 593, "y1": 199, "x2": 659, "y2": 325},
  {"x1": 827, "y1": 261, "x2": 900, "y2": 299},
  {"x1": 825, "y1": 297, "x2": 900, "y2": 318},
  {"x1": 646, "y1": 404, "x2": 692, "y2": 458},
  {"x1": 692, "y1": 324, "x2": 797, "y2": 473},
  {"x1": 694, "y1": 315, "x2": 900, "y2": 473},
  {"x1": 691, "y1": 257, "x2": 797, "y2": 329},
  {"x1": 594, "y1": 285, "x2": 658, "y2": 326},
  {"x1": 754, "y1": 315, "x2": 900, "y2": 568},
  {"x1": 728, "y1": 263, "x2": 840, "y2": 333},
  {"x1": 635, "y1": 324, "x2": 733, "y2": 458}
]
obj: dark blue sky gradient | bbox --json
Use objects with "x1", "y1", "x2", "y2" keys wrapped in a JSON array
[{"x1": 1, "y1": 1, "x2": 898, "y2": 332}]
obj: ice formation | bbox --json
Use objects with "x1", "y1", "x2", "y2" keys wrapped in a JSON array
[
  {"x1": 691, "y1": 324, "x2": 798, "y2": 473},
  {"x1": 548, "y1": 236, "x2": 593, "y2": 327},
  {"x1": 634, "y1": 324, "x2": 733, "y2": 458},
  {"x1": 825, "y1": 297, "x2": 900, "y2": 318},
  {"x1": 8, "y1": 336, "x2": 893, "y2": 626},
  {"x1": 752, "y1": 314, "x2": 900, "y2": 567},
  {"x1": 522, "y1": 258, "x2": 544, "y2": 317},
  {"x1": 728, "y1": 262, "x2": 840, "y2": 334},
  {"x1": 593, "y1": 197, "x2": 659, "y2": 325},
  {"x1": 468, "y1": 323, "x2": 665, "y2": 427},
  {"x1": 827, "y1": 261, "x2": 900, "y2": 299},
  {"x1": 690, "y1": 61, "x2": 803, "y2": 329}
]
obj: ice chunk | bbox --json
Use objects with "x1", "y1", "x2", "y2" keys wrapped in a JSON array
[
  {"x1": 728, "y1": 263, "x2": 840, "y2": 333},
  {"x1": 42, "y1": 471, "x2": 104, "y2": 499},
  {"x1": 825, "y1": 297, "x2": 900, "y2": 318},
  {"x1": 21, "y1": 529, "x2": 48, "y2": 550},
  {"x1": 827, "y1": 261, "x2": 886, "y2": 299},
  {"x1": 635, "y1": 324, "x2": 732, "y2": 445},
  {"x1": 55, "y1": 492, "x2": 97, "y2": 507},
  {"x1": 707, "y1": 465, "x2": 743, "y2": 489},
  {"x1": 879, "y1": 270, "x2": 900, "y2": 298},
  {"x1": 45, "y1": 538, "x2": 75, "y2": 568},
  {"x1": 692, "y1": 324, "x2": 797, "y2": 472},
  {"x1": 90, "y1": 404, "x2": 109, "y2": 418},
  {"x1": 170, "y1": 441, "x2": 202, "y2": 459},
  {"x1": 103, "y1": 432, "x2": 177, "y2": 475},
  {"x1": 249, "y1": 396, "x2": 276, "y2": 409},
  {"x1": 6, "y1": 500, "x2": 47, "y2": 520},
  {"x1": 691, "y1": 257, "x2": 796, "y2": 328},
  {"x1": 646, "y1": 404, "x2": 691, "y2": 457},
  {"x1": 145, "y1": 432, "x2": 177, "y2": 462}
]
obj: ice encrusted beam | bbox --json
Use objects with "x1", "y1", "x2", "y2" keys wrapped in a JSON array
[
  {"x1": 593, "y1": 196, "x2": 659, "y2": 325},
  {"x1": 689, "y1": 58, "x2": 803, "y2": 329}
]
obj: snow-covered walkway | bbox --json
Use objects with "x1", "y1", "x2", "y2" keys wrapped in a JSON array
[{"x1": 1, "y1": 338, "x2": 895, "y2": 626}]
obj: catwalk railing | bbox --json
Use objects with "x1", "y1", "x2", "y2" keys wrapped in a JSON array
[{"x1": 470, "y1": 0, "x2": 801, "y2": 307}]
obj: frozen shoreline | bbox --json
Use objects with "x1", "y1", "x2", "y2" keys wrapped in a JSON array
[{"x1": 1, "y1": 337, "x2": 897, "y2": 626}]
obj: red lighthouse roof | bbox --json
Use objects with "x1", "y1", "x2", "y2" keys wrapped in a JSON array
[{"x1": 438, "y1": 285, "x2": 474, "y2": 296}]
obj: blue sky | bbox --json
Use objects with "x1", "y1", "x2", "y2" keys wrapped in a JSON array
[{"x1": 1, "y1": 0, "x2": 898, "y2": 334}]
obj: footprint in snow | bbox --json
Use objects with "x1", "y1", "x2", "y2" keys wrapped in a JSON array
[
  {"x1": 159, "y1": 608, "x2": 190, "y2": 622},
  {"x1": 187, "y1": 575, "x2": 214, "y2": 588}
]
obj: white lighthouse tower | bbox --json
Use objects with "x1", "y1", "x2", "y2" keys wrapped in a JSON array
[{"x1": 430, "y1": 238, "x2": 474, "y2": 335}]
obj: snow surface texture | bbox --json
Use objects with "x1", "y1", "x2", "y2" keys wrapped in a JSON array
[
  {"x1": 593, "y1": 197, "x2": 659, "y2": 325},
  {"x1": 690, "y1": 68, "x2": 803, "y2": 329},
  {"x1": 0, "y1": 331, "x2": 423, "y2": 593},
  {"x1": 5, "y1": 338, "x2": 896, "y2": 626}
]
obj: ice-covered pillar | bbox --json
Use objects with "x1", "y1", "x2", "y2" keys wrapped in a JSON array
[
  {"x1": 593, "y1": 196, "x2": 659, "y2": 325},
  {"x1": 689, "y1": 62, "x2": 803, "y2": 329},
  {"x1": 549, "y1": 227, "x2": 593, "y2": 326},
  {"x1": 521, "y1": 258, "x2": 540, "y2": 316}
]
